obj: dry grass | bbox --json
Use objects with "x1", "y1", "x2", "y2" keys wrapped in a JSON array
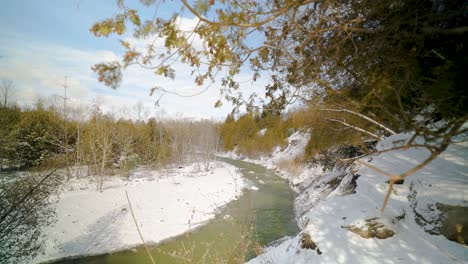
[{"x1": 300, "y1": 233, "x2": 322, "y2": 255}]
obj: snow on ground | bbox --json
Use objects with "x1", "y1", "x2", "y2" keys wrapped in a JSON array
[
  {"x1": 33, "y1": 161, "x2": 245, "y2": 263},
  {"x1": 258, "y1": 128, "x2": 267, "y2": 136},
  {"x1": 241, "y1": 132, "x2": 467, "y2": 264}
]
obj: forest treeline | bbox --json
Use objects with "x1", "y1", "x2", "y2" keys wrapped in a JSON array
[
  {"x1": 0, "y1": 97, "x2": 450, "y2": 181},
  {"x1": 0, "y1": 98, "x2": 219, "y2": 263},
  {"x1": 0, "y1": 101, "x2": 219, "y2": 187}
]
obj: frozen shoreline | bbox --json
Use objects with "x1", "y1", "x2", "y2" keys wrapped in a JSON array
[{"x1": 33, "y1": 161, "x2": 245, "y2": 263}]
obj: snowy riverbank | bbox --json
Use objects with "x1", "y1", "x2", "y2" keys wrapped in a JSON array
[
  {"x1": 33, "y1": 161, "x2": 245, "y2": 263},
  {"x1": 220, "y1": 131, "x2": 313, "y2": 189},
  {"x1": 223, "y1": 131, "x2": 468, "y2": 263}
]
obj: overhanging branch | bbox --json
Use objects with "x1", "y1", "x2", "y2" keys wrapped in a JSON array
[
  {"x1": 320, "y1": 108, "x2": 397, "y2": 135},
  {"x1": 326, "y1": 118, "x2": 383, "y2": 140}
]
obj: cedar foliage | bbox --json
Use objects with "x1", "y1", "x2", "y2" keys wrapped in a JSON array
[
  {"x1": 219, "y1": 106, "x2": 366, "y2": 160},
  {"x1": 220, "y1": 112, "x2": 290, "y2": 158}
]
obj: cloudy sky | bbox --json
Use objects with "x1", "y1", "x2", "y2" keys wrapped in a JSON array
[{"x1": 0, "y1": 0, "x2": 268, "y2": 120}]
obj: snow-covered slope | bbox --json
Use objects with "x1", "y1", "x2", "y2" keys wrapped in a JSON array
[
  {"x1": 246, "y1": 132, "x2": 468, "y2": 263},
  {"x1": 222, "y1": 131, "x2": 314, "y2": 190},
  {"x1": 33, "y1": 161, "x2": 245, "y2": 263}
]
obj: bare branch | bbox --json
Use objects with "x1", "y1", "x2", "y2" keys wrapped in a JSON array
[
  {"x1": 320, "y1": 108, "x2": 397, "y2": 135},
  {"x1": 0, "y1": 79, "x2": 15, "y2": 108},
  {"x1": 356, "y1": 120, "x2": 465, "y2": 213},
  {"x1": 326, "y1": 118, "x2": 383, "y2": 140}
]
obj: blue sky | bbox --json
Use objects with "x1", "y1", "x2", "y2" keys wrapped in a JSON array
[{"x1": 0, "y1": 0, "x2": 267, "y2": 120}]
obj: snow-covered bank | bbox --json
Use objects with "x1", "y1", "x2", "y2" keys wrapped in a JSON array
[
  {"x1": 221, "y1": 131, "x2": 312, "y2": 190},
  {"x1": 224, "y1": 131, "x2": 468, "y2": 263},
  {"x1": 33, "y1": 161, "x2": 245, "y2": 263}
]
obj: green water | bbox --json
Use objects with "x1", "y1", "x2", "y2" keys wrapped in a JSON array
[{"x1": 52, "y1": 158, "x2": 298, "y2": 264}]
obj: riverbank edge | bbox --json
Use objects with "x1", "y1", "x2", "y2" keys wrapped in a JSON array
[
  {"x1": 33, "y1": 161, "x2": 246, "y2": 264},
  {"x1": 228, "y1": 132, "x2": 468, "y2": 264}
]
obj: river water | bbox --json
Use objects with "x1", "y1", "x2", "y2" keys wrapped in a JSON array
[{"x1": 52, "y1": 157, "x2": 298, "y2": 263}]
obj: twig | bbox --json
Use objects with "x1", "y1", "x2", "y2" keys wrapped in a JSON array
[
  {"x1": 356, "y1": 159, "x2": 393, "y2": 178},
  {"x1": 357, "y1": 150, "x2": 443, "y2": 213},
  {"x1": 125, "y1": 190, "x2": 156, "y2": 264}
]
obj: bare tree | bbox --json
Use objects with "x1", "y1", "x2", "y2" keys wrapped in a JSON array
[
  {"x1": 0, "y1": 80, "x2": 15, "y2": 108},
  {"x1": 192, "y1": 120, "x2": 219, "y2": 170},
  {"x1": 166, "y1": 117, "x2": 194, "y2": 164},
  {"x1": 69, "y1": 103, "x2": 87, "y2": 178},
  {"x1": 96, "y1": 121, "x2": 113, "y2": 191},
  {"x1": 60, "y1": 77, "x2": 71, "y2": 179},
  {"x1": 133, "y1": 101, "x2": 145, "y2": 123},
  {"x1": 85, "y1": 100, "x2": 115, "y2": 191}
]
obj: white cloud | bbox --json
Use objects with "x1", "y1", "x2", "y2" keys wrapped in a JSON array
[
  {"x1": 0, "y1": 30, "x2": 269, "y2": 120},
  {"x1": 0, "y1": 37, "x2": 119, "y2": 105}
]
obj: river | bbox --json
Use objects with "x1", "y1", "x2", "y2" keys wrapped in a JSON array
[{"x1": 51, "y1": 157, "x2": 298, "y2": 264}]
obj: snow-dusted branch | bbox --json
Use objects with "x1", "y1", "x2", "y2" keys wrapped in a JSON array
[{"x1": 320, "y1": 108, "x2": 397, "y2": 135}]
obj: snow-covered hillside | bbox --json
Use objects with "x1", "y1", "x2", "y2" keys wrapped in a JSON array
[
  {"x1": 33, "y1": 162, "x2": 245, "y2": 263},
  {"x1": 237, "y1": 132, "x2": 467, "y2": 263}
]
